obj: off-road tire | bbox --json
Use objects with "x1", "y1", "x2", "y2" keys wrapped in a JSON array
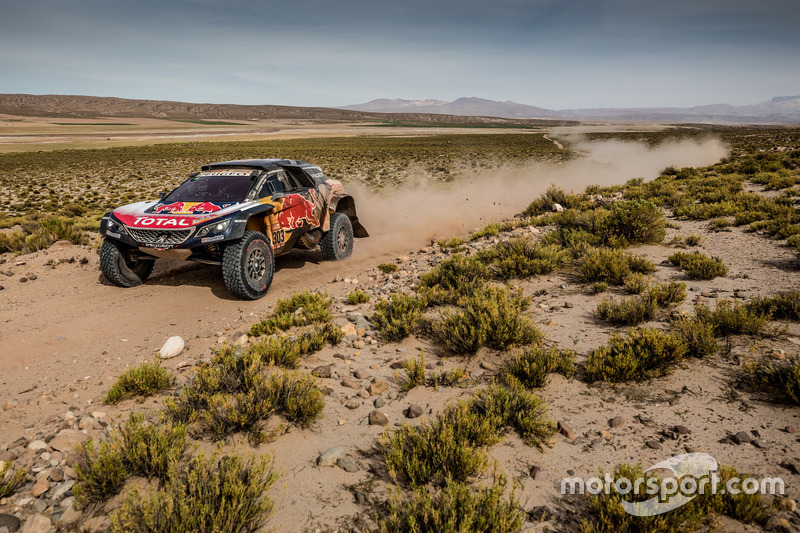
[
  {"x1": 222, "y1": 231, "x2": 275, "y2": 300},
  {"x1": 321, "y1": 212, "x2": 354, "y2": 261},
  {"x1": 100, "y1": 238, "x2": 155, "y2": 287}
]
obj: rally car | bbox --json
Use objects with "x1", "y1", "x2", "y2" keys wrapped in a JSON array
[{"x1": 99, "y1": 159, "x2": 368, "y2": 299}]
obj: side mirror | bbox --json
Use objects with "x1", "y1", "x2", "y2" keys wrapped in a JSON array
[{"x1": 271, "y1": 192, "x2": 286, "y2": 200}]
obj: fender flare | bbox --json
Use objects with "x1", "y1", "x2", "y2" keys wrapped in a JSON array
[{"x1": 328, "y1": 194, "x2": 369, "y2": 237}]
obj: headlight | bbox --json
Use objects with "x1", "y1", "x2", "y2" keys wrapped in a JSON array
[
  {"x1": 106, "y1": 219, "x2": 128, "y2": 235},
  {"x1": 196, "y1": 219, "x2": 231, "y2": 237}
]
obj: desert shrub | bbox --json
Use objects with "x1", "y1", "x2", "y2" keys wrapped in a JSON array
[
  {"x1": 110, "y1": 453, "x2": 279, "y2": 533},
  {"x1": 346, "y1": 289, "x2": 371, "y2": 304},
  {"x1": 378, "y1": 262, "x2": 399, "y2": 273},
  {"x1": 470, "y1": 223, "x2": 501, "y2": 240},
  {"x1": 594, "y1": 296, "x2": 657, "y2": 326},
  {"x1": 104, "y1": 359, "x2": 175, "y2": 404},
  {"x1": 744, "y1": 356, "x2": 800, "y2": 405},
  {"x1": 581, "y1": 463, "x2": 772, "y2": 533},
  {"x1": 524, "y1": 185, "x2": 589, "y2": 216},
  {"x1": 73, "y1": 439, "x2": 129, "y2": 505},
  {"x1": 579, "y1": 248, "x2": 657, "y2": 285},
  {"x1": 623, "y1": 273, "x2": 648, "y2": 294},
  {"x1": 247, "y1": 324, "x2": 343, "y2": 369},
  {"x1": 693, "y1": 300, "x2": 773, "y2": 337},
  {"x1": 592, "y1": 282, "x2": 609, "y2": 293},
  {"x1": 585, "y1": 328, "x2": 687, "y2": 383},
  {"x1": 438, "y1": 236, "x2": 467, "y2": 249},
  {"x1": 668, "y1": 251, "x2": 728, "y2": 280},
  {"x1": 502, "y1": 344, "x2": 576, "y2": 389},
  {"x1": 671, "y1": 316, "x2": 719, "y2": 358},
  {"x1": 603, "y1": 200, "x2": 666, "y2": 245},
  {"x1": 747, "y1": 291, "x2": 800, "y2": 321},
  {"x1": 263, "y1": 370, "x2": 325, "y2": 427},
  {"x1": 383, "y1": 385, "x2": 554, "y2": 486},
  {"x1": 400, "y1": 354, "x2": 427, "y2": 392},
  {"x1": 0, "y1": 215, "x2": 89, "y2": 254},
  {"x1": 646, "y1": 281, "x2": 687, "y2": 309},
  {"x1": 685, "y1": 234, "x2": 702, "y2": 246},
  {"x1": 374, "y1": 476, "x2": 523, "y2": 533},
  {"x1": 118, "y1": 414, "x2": 189, "y2": 479},
  {"x1": 0, "y1": 462, "x2": 27, "y2": 499},
  {"x1": 418, "y1": 254, "x2": 488, "y2": 304},
  {"x1": 248, "y1": 291, "x2": 333, "y2": 336},
  {"x1": 433, "y1": 286, "x2": 541, "y2": 353},
  {"x1": 478, "y1": 238, "x2": 569, "y2": 279},
  {"x1": 372, "y1": 293, "x2": 426, "y2": 341}
]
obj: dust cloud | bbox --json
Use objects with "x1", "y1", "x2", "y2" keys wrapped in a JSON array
[{"x1": 351, "y1": 136, "x2": 728, "y2": 258}]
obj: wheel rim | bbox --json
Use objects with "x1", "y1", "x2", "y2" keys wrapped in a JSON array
[
  {"x1": 337, "y1": 227, "x2": 348, "y2": 254},
  {"x1": 247, "y1": 247, "x2": 266, "y2": 282}
]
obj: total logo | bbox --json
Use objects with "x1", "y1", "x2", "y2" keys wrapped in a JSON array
[{"x1": 133, "y1": 217, "x2": 195, "y2": 227}]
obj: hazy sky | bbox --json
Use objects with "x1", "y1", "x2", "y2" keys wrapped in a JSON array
[{"x1": 1, "y1": 0, "x2": 798, "y2": 109}]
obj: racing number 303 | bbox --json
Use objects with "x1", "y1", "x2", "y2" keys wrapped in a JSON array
[{"x1": 272, "y1": 230, "x2": 286, "y2": 245}]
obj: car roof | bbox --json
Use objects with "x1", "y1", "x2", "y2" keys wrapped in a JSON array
[{"x1": 201, "y1": 159, "x2": 317, "y2": 172}]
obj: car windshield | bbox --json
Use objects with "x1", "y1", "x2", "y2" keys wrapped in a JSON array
[{"x1": 163, "y1": 172, "x2": 256, "y2": 203}]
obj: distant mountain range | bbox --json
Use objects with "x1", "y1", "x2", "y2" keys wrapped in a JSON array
[{"x1": 342, "y1": 96, "x2": 800, "y2": 124}]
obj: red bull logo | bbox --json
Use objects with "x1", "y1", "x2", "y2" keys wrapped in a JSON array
[
  {"x1": 152, "y1": 201, "x2": 229, "y2": 214},
  {"x1": 276, "y1": 190, "x2": 320, "y2": 230}
]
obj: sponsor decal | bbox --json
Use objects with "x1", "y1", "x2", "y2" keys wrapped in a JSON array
[
  {"x1": 106, "y1": 230, "x2": 121, "y2": 238},
  {"x1": 197, "y1": 170, "x2": 252, "y2": 177},
  {"x1": 201, "y1": 235, "x2": 225, "y2": 243},
  {"x1": 276, "y1": 189, "x2": 321, "y2": 230},
  {"x1": 141, "y1": 243, "x2": 176, "y2": 249},
  {"x1": 133, "y1": 217, "x2": 194, "y2": 227},
  {"x1": 152, "y1": 201, "x2": 233, "y2": 215}
]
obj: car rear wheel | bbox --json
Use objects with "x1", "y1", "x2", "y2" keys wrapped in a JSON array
[
  {"x1": 222, "y1": 231, "x2": 275, "y2": 300},
  {"x1": 100, "y1": 238, "x2": 155, "y2": 287},
  {"x1": 321, "y1": 212, "x2": 354, "y2": 261}
]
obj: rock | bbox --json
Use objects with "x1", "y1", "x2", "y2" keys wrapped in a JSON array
[
  {"x1": 58, "y1": 502, "x2": 81, "y2": 526},
  {"x1": 311, "y1": 365, "x2": 332, "y2": 378},
  {"x1": 345, "y1": 399, "x2": 361, "y2": 409},
  {"x1": 352, "y1": 339, "x2": 366, "y2": 349},
  {"x1": 340, "y1": 323, "x2": 357, "y2": 336},
  {"x1": 354, "y1": 369, "x2": 371, "y2": 379},
  {"x1": 673, "y1": 425, "x2": 691, "y2": 435},
  {"x1": 159, "y1": 336, "x2": 185, "y2": 359},
  {"x1": 49, "y1": 429, "x2": 89, "y2": 452},
  {"x1": 316, "y1": 447, "x2": 345, "y2": 467},
  {"x1": 557, "y1": 421, "x2": 575, "y2": 440},
  {"x1": 49, "y1": 468, "x2": 64, "y2": 483},
  {"x1": 784, "y1": 426, "x2": 797, "y2": 434},
  {"x1": 358, "y1": 390, "x2": 370, "y2": 399},
  {"x1": 31, "y1": 479, "x2": 50, "y2": 499},
  {"x1": 608, "y1": 416, "x2": 625, "y2": 428},
  {"x1": 355, "y1": 491, "x2": 369, "y2": 505},
  {"x1": 564, "y1": 302, "x2": 574, "y2": 308},
  {"x1": 27, "y1": 273, "x2": 37, "y2": 281},
  {"x1": 599, "y1": 430, "x2": 613, "y2": 439},
  {"x1": 765, "y1": 516, "x2": 792, "y2": 531},
  {"x1": 552, "y1": 202, "x2": 564, "y2": 212},
  {"x1": 732, "y1": 431, "x2": 752, "y2": 444},
  {"x1": 389, "y1": 360, "x2": 406, "y2": 369},
  {"x1": 27, "y1": 440, "x2": 48, "y2": 451},
  {"x1": 337, "y1": 457, "x2": 360, "y2": 473},
  {"x1": 373, "y1": 396, "x2": 386, "y2": 408},
  {"x1": 369, "y1": 381, "x2": 388, "y2": 395},
  {"x1": 752, "y1": 439, "x2": 770, "y2": 449},
  {"x1": 779, "y1": 497, "x2": 797, "y2": 512},
  {"x1": 404, "y1": 405, "x2": 424, "y2": 418},
  {"x1": 369, "y1": 410, "x2": 389, "y2": 426},
  {"x1": 0, "y1": 514, "x2": 20, "y2": 532},
  {"x1": 49, "y1": 480, "x2": 75, "y2": 501},
  {"x1": 529, "y1": 465, "x2": 547, "y2": 481},
  {"x1": 20, "y1": 513, "x2": 50, "y2": 533},
  {"x1": 646, "y1": 440, "x2": 663, "y2": 450},
  {"x1": 78, "y1": 417, "x2": 94, "y2": 431},
  {"x1": 341, "y1": 378, "x2": 360, "y2": 390},
  {"x1": 2, "y1": 400, "x2": 18, "y2": 411}
]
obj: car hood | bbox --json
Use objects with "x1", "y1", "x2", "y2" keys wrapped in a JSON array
[{"x1": 111, "y1": 200, "x2": 257, "y2": 228}]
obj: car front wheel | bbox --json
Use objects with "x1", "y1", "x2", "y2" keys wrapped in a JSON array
[
  {"x1": 222, "y1": 231, "x2": 275, "y2": 300},
  {"x1": 100, "y1": 238, "x2": 155, "y2": 287}
]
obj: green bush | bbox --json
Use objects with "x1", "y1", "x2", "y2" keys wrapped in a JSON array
[
  {"x1": 478, "y1": 238, "x2": 569, "y2": 279},
  {"x1": 400, "y1": 354, "x2": 427, "y2": 392},
  {"x1": 744, "y1": 356, "x2": 800, "y2": 405},
  {"x1": 104, "y1": 359, "x2": 175, "y2": 404},
  {"x1": 685, "y1": 234, "x2": 702, "y2": 246},
  {"x1": 693, "y1": 300, "x2": 772, "y2": 336},
  {"x1": 0, "y1": 461, "x2": 27, "y2": 499},
  {"x1": 118, "y1": 413, "x2": 189, "y2": 479},
  {"x1": 623, "y1": 273, "x2": 648, "y2": 295},
  {"x1": 646, "y1": 281, "x2": 687, "y2": 309},
  {"x1": 524, "y1": 185, "x2": 589, "y2": 216},
  {"x1": 433, "y1": 286, "x2": 541, "y2": 354},
  {"x1": 470, "y1": 223, "x2": 502, "y2": 240},
  {"x1": 248, "y1": 291, "x2": 333, "y2": 336},
  {"x1": 592, "y1": 282, "x2": 609, "y2": 294},
  {"x1": 110, "y1": 453, "x2": 279, "y2": 533},
  {"x1": 73, "y1": 439, "x2": 129, "y2": 505},
  {"x1": 378, "y1": 262, "x2": 399, "y2": 273},
  {"x1": 502, "y1": 344, "x2": 576, "y2": 389},
  {"x1": 418, "y1": 254, "x2": 488, "y2": 304},
  {"x1": 747, "y1": 291, "x2": 800, "y2": 321},
  {"x1": 668, "y1": 252, "x2": 728, "y2": 280},
  {"x1": 579, "y1": 248, "x2": 657, "y2": 285},
  {"x1": 374, "y1": 476, "x2": 523, "y2": 533},
  {"x1": 594, "y1": 296, "x2": 657, "y2": 326},
  {"x1": 0, "y1": 215, "x2": 90, "y2": 254},
  {"x1": 346, "y1": 289, "x2": 371, "y2": 304},
  {"x1": 672, "y1": 316, "x2": 719, "y2": 358},
  {"x1": 372, "y1": 293, "x2": 426, "y2": 341},
  {"x1": 585, "y1": 328, "x2": 688, "y2": 383}
]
